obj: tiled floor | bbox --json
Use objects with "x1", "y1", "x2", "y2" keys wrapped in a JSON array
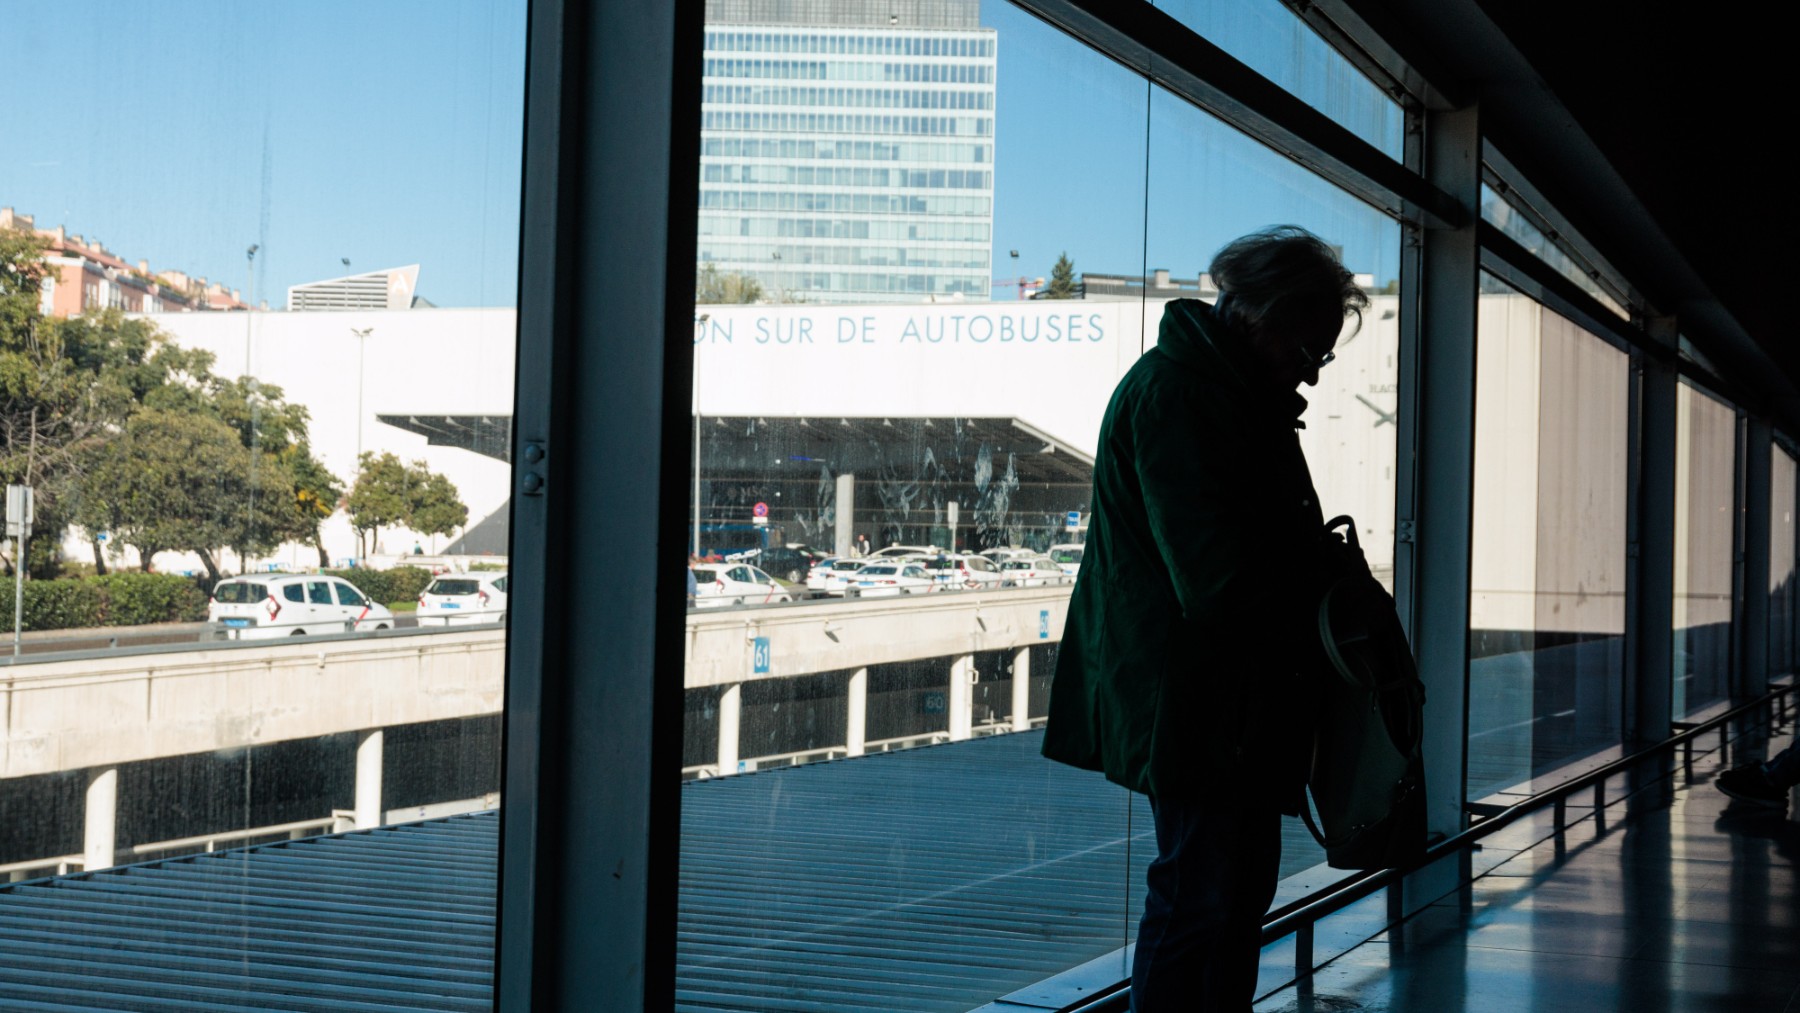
[{"x1": 1255, "y1": 721, "x2": 1800, "y2": 1012}]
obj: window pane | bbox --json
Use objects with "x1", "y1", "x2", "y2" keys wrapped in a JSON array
[
  {"x1": 687, "y1": 2, "x2": 1144, "y2": 1007},
  {"x1": 1480, "y1": 183, "x2": 1628, "y2": 318},
  {"x1": 1674, "y1": 383, "x2": 1737, "y2": 718},
  {"x1": 1467, "y1": 280, "x2": 1628, "y2": 798},
  {"x1": 1154, "y1": 0, "x2": 1404, "y2": 160},
  {"x1": 1, "y1": 2, "x2": 522, "y2": 1005},
  {"x1": 1771, "y1": 446, "x2": 1796, "y2": 674}
]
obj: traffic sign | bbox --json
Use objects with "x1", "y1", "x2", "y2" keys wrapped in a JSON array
[
  {"x1": 6, "y1": 485, "x2": 33, "y2": 539},
  {"x1": 752, "y1": 502, "x2": 769, "y2": 517},
  {"x1": 1065, "y1": 510, "x2": 1081, "y2": 530},
  {"x1": 752, "y1": 636, "x2": 771, "y2": 675}
]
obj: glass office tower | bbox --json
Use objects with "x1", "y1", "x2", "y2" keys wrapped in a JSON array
[{"x1": 698, "y1": 0, "x2": 996, "y2": 303}]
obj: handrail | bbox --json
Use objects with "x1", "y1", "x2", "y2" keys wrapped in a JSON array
[
  {"x1": 1260, "y1": 678, "x2": 1794, "y2": 949},
  {"x1": 1053, "y1": 678, "x2": 1795, "y2": 1013}
]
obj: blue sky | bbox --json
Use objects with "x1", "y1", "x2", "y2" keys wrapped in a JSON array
[
  {"x1": 3, "y1": 1, "x2": 528, "y2": 308},
  {"x1": 2, "y1": 1, "x2": 1395, "y2": 308}
]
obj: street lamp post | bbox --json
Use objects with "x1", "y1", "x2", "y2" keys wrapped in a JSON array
[{"x1": 350, "y1": 326, "x2": 373, "y2": 564}]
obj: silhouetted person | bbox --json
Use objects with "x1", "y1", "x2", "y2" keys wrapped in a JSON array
[
  {"x1": 1043, "y1": 226, "x2": 1368, "y2": 1012},
  {"x1": 1717, "y1": 742, "x2": 1800, "y2": 807}
]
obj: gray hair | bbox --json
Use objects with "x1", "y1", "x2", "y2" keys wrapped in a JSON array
[{"x1": 1208, "y1": 226, "x2": 1369, "y2": 341}]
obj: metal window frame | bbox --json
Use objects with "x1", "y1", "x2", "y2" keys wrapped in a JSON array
[{"x1": 496, "y1": 0, "x2": 702, "y2": 1009}]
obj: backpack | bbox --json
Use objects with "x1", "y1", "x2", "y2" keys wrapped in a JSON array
[{"x1": 1300, "y1": 515, "x2": 1428, "y2": 871}]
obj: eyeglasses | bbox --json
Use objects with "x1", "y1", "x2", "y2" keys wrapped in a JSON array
[{"x1": 1296, "y1": 346, "x2": 1336, "y2": 371}]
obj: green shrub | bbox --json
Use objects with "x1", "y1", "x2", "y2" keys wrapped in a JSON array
[
  {"x1": 92, "y1": 573, "x2": 209, "y2": 626},
  {"x1": 0, "y1": 573, "x2": 207, "y2": 632},
  {"x1": 14, "y1": 579, "x2": 105, "y2": 631},
  {"x1": 322, "y1": 565, "x2": 433, "y2": 606},
  {"x1": 383, "y1": 566, "x2": 434, "y2": 603}
]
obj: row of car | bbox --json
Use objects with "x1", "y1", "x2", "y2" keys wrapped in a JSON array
[
  {"x1": 690, "y1": 543, "x2": 1085, "y2": 608},
  {"x1": 809, "y1": 545, "x2": 1082, "y2": 598},
  {"x1": 208, "y1": 571, "x2": 511, "y2": 639}
]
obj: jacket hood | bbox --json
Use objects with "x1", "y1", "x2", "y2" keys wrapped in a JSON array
[{"x1": 1155, "y1": 299, "x2": 1308, "y2": 425}]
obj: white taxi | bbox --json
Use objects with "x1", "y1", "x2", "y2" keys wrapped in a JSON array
[
  {"x1": 418, "y1": 572, "x2": 509, "y2": 626},
  {"x1": 692, "y1": 563, "x2": 793, "y2": 608},
  {"x1": 210, "y1": 574, "x2": 394, "y2": 639}
]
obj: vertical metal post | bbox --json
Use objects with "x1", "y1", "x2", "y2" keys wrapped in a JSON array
[
  {"x1": 835, "y1": 473, "x2": 856, "y2": 560},
  {"x1": 495, "y1": 0, "x2": 700, "y2": 1008},
  {"x1": 1740, "y1": 417, "x2": 1773, "y2": 701},
  {"x1": 1391, "y1": 102, "x2": 1480, "y2": 918},
  {"x1": 1011, "y1": 647, "x2": 1032, "y2": 732},
  {"x1": 717, "y1": 683, "x2": 742, "y2": 775},
  {"x1": 1626, "y1": 335, "x2": 1678, "y2": 746},
  {"x1": 355, "y1": 728, "x2": 385, "y2": 829},
  {"x1": 10, "y1": 537, "x2": 21, "y2": 658},
  {"x1": 84, "y1": 766, "x2": 119, "y2": 872},
  {"x1": 948, "y1": 655, "x2": 974, "y2": 742},
  {"x1": 845, "y1": 667, "x2": 868, "y2": 757}
]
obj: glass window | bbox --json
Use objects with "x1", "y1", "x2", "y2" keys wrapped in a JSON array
[
  {"x1": 686, "y1": 3, "x2": 1146, "y2": 1007},
  {"x1": 429, "y1": 579, "x2": 481, "y2": 596},
  {"x1": 684, "y1": 2, "x2": 1404, "y2": 1006},
  {"x1": 1154, "y1": 0, "x2": 1403, "y2": 159},
  {"x1": 1674, "y1": 383, "x2": 1738, "y2": 718},
  {"x1": 212, "y1": 581, "x2": 266, "y2": 604},
  {"x1": 1467, "y1": 279, "x2": 1628, "y2": 798},
  {"x1": 0, "y1": 2, "x2": 522, "y2": 999},
  {"x1": 1480, "y1": 183, "x2": 1628, "y2": 318},
  {"x1": 1772, "y1": 446, "x2": 1797, "y2": 675}
]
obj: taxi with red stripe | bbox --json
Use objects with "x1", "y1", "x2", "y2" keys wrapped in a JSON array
[{"x1": 210, "y1": 574, "x2": 395, "y2": 639}]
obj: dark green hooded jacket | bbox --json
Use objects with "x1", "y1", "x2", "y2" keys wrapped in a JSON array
[{"x1": 1042, "y1": 299, "x2": 1325, "y2": 809}]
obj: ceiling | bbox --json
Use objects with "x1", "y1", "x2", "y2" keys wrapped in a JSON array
[{"x1": 1344, "y1": 0, "x2": 1795, "y2": 423}]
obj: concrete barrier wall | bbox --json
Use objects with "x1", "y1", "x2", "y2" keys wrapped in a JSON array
[
  {"x1": 684, "y1": 586, "x2": 1072, "y2": 688},
  {"x1": 1, "y1": 629, "x2": 505, "y2": 779},
  {"x1": 2, "y1": 586, "x2": 1073, "y2": 780}
]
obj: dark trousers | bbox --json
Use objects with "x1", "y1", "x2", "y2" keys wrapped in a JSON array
[{"x1": 1131, "y1": 798, "x2": 1282, "y2": 1013}]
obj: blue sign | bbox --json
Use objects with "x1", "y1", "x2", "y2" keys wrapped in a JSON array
[
  {"x1": 922, "y1": 691, "x2": 947, "y2": 715},
  {"x1": 1065, "y1": 511, "x2": 1081, "y2": 530},
  {"x1": 1039, "y1": 610, "x2": 1050, "y2": 639},
  {"x1": 752, "y1": 636, "x2": 771, "y2": 675}
]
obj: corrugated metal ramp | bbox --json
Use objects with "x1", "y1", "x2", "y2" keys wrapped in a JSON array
[
  {"x1": 0, "y1": 731, "x2": 1324, "y2": 1012},
  {"x1": 0, "y1": 815, "x2": 498, "y2": 1012}
]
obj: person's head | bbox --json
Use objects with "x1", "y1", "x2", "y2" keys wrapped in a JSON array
[{"x1": 1208, "y1": 226, "x2": 1369, "y2": 389}]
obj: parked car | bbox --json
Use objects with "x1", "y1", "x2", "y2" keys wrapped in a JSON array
[
  {"x1": 1047, "y1": 543, "x2": 1085, "y2": 577},
  {"x1": 692, "y1": 563, "x2": 793, "y2": 608},
  {"x1": 980, "y1": 547, "x2": 1038, "y2": 565},
  {"x1": 871, "y1": 544, "x2": 940, "y2": 559},
  {"x1": 846, "y1": 562, "x2": 936, "y2": 597},
  {"x1": 914, "y1": 552, "x2": 1007, "y2": 590},
  {"x1": 733, "y1": 545, "x2": 826, "y2": 583},
  {"x1": 418, "y1": 572, "x2": 510, "y2": 626},
  {"x1": 210, "y1": 574, "x2": 395, "y2": 639},
  {"x1": 806, "y1": 557, "x2": 869, "y2": 596},
  {"x1": 999, "y1": 556, "x2": 1065, "y2": 587}
]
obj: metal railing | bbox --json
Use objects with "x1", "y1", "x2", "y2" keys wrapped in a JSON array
[{"x1": 1059, "y1": 677, "x2": 1796, "y2": 1013}]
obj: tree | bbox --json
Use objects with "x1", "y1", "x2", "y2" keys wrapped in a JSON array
[
  {"x1": 410, "y1": 470, "x2": 469, "y2": 550},
  {"x1": 347, "y1": 452, "x2": 412, "y2": 559},
  {"x1": 1044, "y1": 252, "x2": 1079, "y2": 299},
  {"x1": 284, "y1": 444, "x2": 345, "y2": 567},
  {"x1": 76, "y1": 408, "x2": 290, "y2": 581},
  {"x1": 695, "y1": 261, "x2": 765, "y2": 304},
  {"x1": 347, "y1": 452, "x2": 467, "y2": 557}
]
